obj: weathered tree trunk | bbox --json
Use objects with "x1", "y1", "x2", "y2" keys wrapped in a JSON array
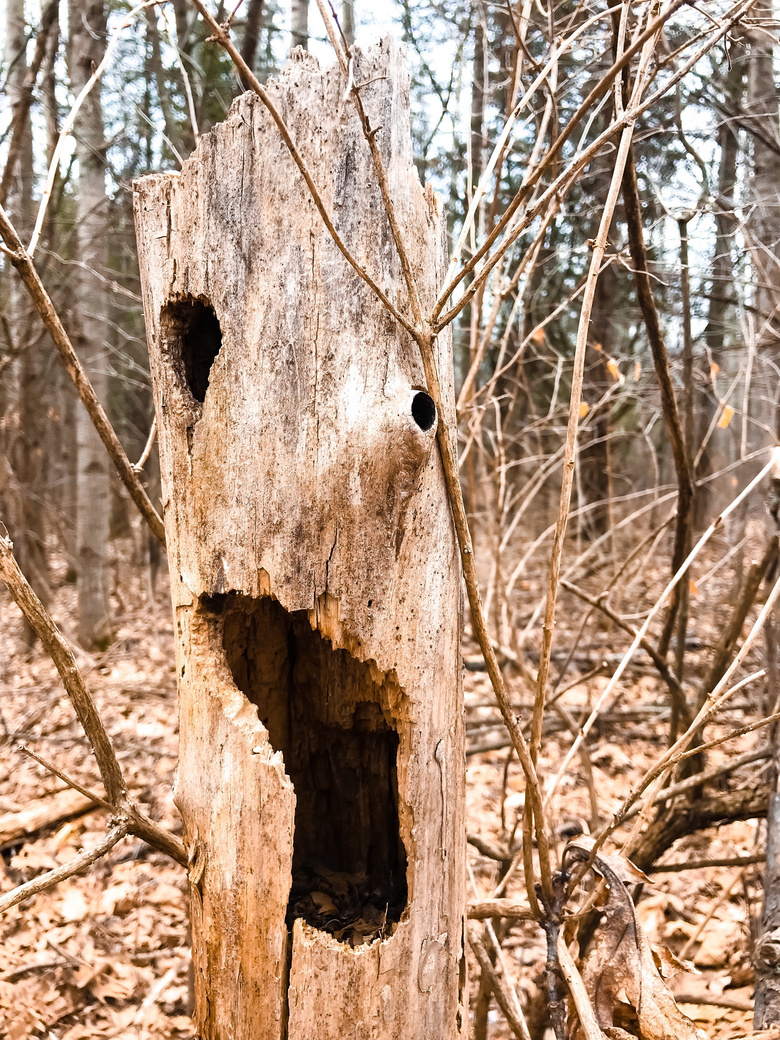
[
  {"x1": 67, "y1": 0, "x2": 113, "y2": 648},
  {"x1": 134, "y1": 41, "x2": 465, "y2": 1040}
]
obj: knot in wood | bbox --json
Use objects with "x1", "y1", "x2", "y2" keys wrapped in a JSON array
[{"x1": 756, "y1": 929, "x2": 780, "y2": 971}]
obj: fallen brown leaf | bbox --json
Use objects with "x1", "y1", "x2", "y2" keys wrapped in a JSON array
[{"x1": 567, "y1": 838, "x2": 708, "y2": 1040}]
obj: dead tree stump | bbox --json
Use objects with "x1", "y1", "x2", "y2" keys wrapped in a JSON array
[{"x1": 133, "y1": 39, "x2": 465, "y2": 1040}]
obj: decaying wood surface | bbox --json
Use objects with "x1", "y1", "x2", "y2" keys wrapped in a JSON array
[{"x1": 134, "y1": 39, "x2": 465, "y2": 1040}]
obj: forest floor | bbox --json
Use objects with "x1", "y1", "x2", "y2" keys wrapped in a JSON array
[{"x1": 0, "y1": 525, "x2": 771, "y2": 1039}]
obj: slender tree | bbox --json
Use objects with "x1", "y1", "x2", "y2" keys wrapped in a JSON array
[
  {"x1": 241, "y1": 0, "x2": 266, "y2": 74},
  {"x1": 67, "y1": 0, "x2": 113, "y2": 648},
  {"x1": 291, "y1": 0, "x2": 308, "y2": 50},
  {"x1": 696, "y1": 47, "x2": 743, "y2": 523},
  {"x1": 748, "y1": 2, "x2": 780, "y2": 1025},
  {"x1": 1, "y1": 0, "x2": 51, "y2": 644},
  {"x1": 342, "y1": 0, "x2": 355, "y2": 47},
  {"x1": 745, "y1": 0, "x2": 780, "y2": 433}
]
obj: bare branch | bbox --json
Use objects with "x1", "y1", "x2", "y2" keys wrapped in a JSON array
[
  {"x1": 556, "y1": 934, "x2": 606, "y2": 1040},
  {"x1": 431, "y1": 0, "x2": 691, "y2": 323},
  {"x1": 0, "y1": 822, "x2": 129, "y2": 915},
  {"x1": 0, "y1": 529, "x2": 125, "y2": 801},
  {"x1": 622, "y1": 147, "x2": 693, "y2": 659},
  {"x1": 548, "y1": 451, "x2": 777, "y2": 805},
  {"x1": 469, "y1": 929, "x2": 533, "y2": 1040},
  {"x1": 18, "y1": 745, "x2": 116, "y2": 814},
  {"x1": 468, "y1": 900, "x2": 535, "y2": 921},
  {"x1": 560, "y1": 580, "x2": 690, "y2": 726},
  {"x1": 0, "y1": 530, "x2": 186, "y2": 866}
]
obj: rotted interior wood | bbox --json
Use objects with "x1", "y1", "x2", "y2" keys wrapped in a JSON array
[
  {"x1": 220, "y1": 593, "x2": 408, "y2": 942},
  {"x1": 134, "y1": 37, "x2": 465, "y2": 1040}
]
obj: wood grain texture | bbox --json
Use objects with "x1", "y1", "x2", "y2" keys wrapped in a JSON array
[{"x1": 134, "y1": 39, "x2": 465, "y2": 1040}]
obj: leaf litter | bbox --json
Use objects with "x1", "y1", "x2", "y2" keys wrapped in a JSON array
[{"x1": 0, "y1": 526, "x2": 774, "y2": 1038}]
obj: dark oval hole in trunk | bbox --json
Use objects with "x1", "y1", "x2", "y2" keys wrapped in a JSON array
[{"x1": 162, "y1": 297, "x2": 223, "y2": 404}]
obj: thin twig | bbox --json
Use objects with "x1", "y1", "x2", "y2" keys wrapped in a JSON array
[
  {"x1": 18, "y1": 745, "x2": 114, "y2": 813},
  {"x1": 133, "y1": 416, "x2": 158, "y2": 473},
  {"x1": 0, "y1": 532, "x2": 124, "y2": 801},
  {"x1": 556, "y1": 934, "x2": 606, "y2": 1040},
  {"x1": 679, "y1": 869, "x2": 743, "y2": 960},
  {"x1": 675, "y1": 993, "x2": 753, "y2": 1012},
  {"x1": 0, "y1": 822, "x2": 129, "y2": 915},
  {"x1": 548, "y1": 450, "x2": 777, "y2": 804},
  {"x1": 469, "y1": 929, "x2": 533, "y2": 1040},
  {"x1": 700, "y1": 536, "x2": 779, "y2": 701},
  {"x1": 0, "y1": 531, "x2": 186, "y2": 866},
  {"x1": 560, "y1": 579, "x2": 690, "y2": 726},
  {"x1": 624, "y1": 746, "x2": 771, "y2": 821},
  {"x1": 655, "y1": 853, "x2": 765, "y2": 873}
]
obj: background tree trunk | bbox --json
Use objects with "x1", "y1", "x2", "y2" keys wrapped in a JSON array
[
  {"x1": 746, "y1": 0, "x2": 780, "y2": 437},
  {"x1": 342, "y1": 0, "x2": 355, "y2": 47},
  {"x1": 469, "y1": 6, "x2": 486, "y2": 226},
  {"x1": 2, "y1": 0, "x2": 51, "y2": 644},
  {"x1": 697, "y1": 47, "x2": 742, "y2": 525},
  {"x1": 750, "y1": 3, "x2": 780, "y2": 1023},
  {"x1": 67, "y1": 0, "x2": 113, "y2": 649},
  {"x1": 134, "y1": 41, "x2": 465, "y2": 1040},
  {"x1": 240, "y1": 0, "x2": 265, "y2": 75},
  {"x1": 291, "y1": 0, "x2": 308, "y2": 51}
]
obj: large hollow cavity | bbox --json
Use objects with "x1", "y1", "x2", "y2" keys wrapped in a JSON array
[
  {"x1": 162, "y1": 296, "x2": 223, "y2": 403},
  {"x1": 220, "y1": 595, "x2": 408, "y2": 946}
]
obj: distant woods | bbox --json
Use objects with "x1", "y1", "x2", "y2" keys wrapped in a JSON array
[
  {"x1": 3, "y1": 1, "x2": 780, "y2": 1035},
  {"x1": 0, "y1": 0, "x2": 355, "y2": 648},
  {"x1": 3, "y1": 1, "x2": 779, "y2": 648}
]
